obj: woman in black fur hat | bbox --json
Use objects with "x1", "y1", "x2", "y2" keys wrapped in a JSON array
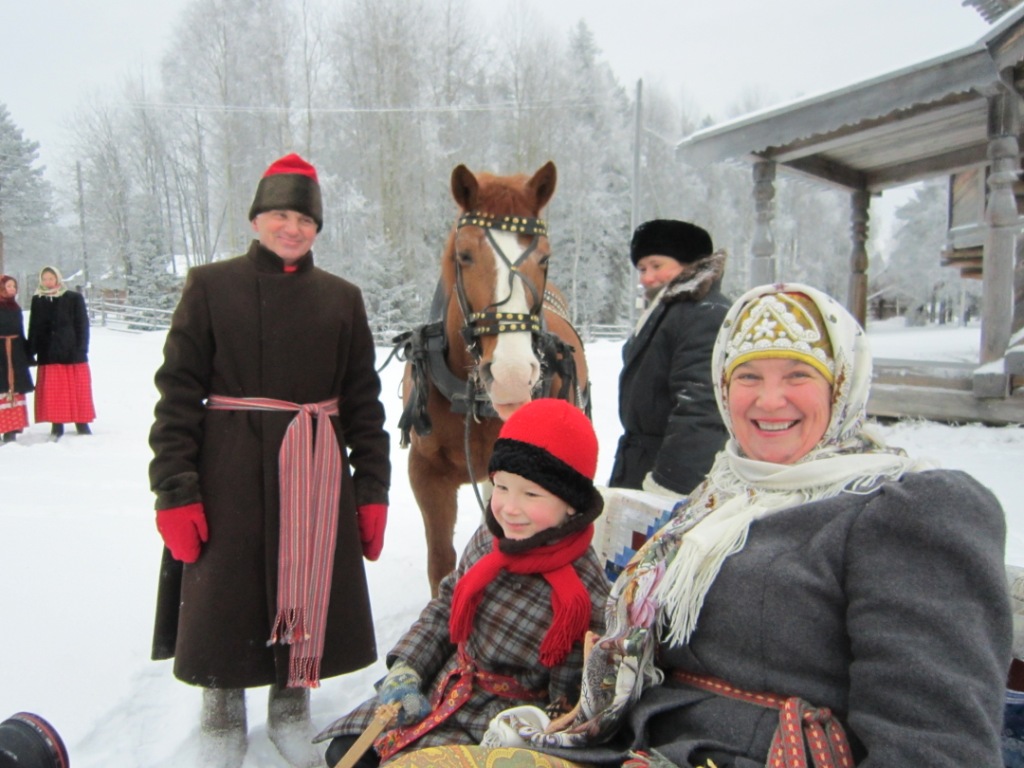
[{"x1": 608, "y1": 219, "x2": 731, "y2": 497}]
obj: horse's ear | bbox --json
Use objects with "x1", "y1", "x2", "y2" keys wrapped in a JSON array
[
  {"x1": 528, "y1": 161, "x2": 557, "y2": 211},
  {"x1": 451, "y1": 164, "x2": 479, "y2": 211}
]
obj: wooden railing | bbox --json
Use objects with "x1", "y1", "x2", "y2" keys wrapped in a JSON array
[
  {"x1": 869, "y1": 357, "x2": 1024, "y2": 425},
  {"x1": 89, "y1": 299, "x2": 174, "y2": 331}
]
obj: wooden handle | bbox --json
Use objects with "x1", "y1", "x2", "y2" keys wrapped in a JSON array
[{"x1": 331, "y1": 701, "x2": 401, "y2": 768}]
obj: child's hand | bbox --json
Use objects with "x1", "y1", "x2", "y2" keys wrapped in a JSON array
[{"x1": 377, "y1": 660, "x2": 432, "y2": 726}]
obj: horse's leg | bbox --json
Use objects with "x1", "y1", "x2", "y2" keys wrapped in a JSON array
[{"x1": 409, "y1": 445, "x2": 459, "y2": 597}]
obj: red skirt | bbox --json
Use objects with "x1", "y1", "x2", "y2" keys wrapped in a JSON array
[
  {"x1": 34, "y1": 363, "x2": 96, "y2": 424},
  {"x1": 0, "y1": 393, "x2": 29, "y2": 432}
]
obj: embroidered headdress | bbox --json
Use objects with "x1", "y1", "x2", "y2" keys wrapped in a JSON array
[{"x1": 723, "y1": 291, "x2": 835, "y2": 383}]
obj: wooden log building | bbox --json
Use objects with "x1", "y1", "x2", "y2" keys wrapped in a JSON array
[{"x1": 675, "y1": 1, "x2": 1024, "y2": 424}]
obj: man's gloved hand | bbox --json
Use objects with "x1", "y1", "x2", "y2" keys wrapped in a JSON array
[
  {"x1": 156, "y1": 502, "x2": 208, "y2": 563},
  {"x1": 358, "y1": 504, "x2": 387, "y2": 561},
  {"x1": 377, "y1": 659, "x2": 432, "y2": 726}
]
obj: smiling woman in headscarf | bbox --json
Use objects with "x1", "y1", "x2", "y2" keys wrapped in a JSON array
[
  {"x1": 26, "y1": 266, "x2": 95, "y2": 440},
  {"x1": 493, "y1": 283, "x2": 1011, "y2": 767}
]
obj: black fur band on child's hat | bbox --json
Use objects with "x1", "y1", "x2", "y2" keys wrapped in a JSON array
[
  {"x1": 248, "y1": 153, "x2": 324, "y2": 232},
  {"x1": 486, "y1": 399, "x2": 602, "y2": 546},
  {"x1": 630, "y1": 218, "x2": 712, "y2": 266}
]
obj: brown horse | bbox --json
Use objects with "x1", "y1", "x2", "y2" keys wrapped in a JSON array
[{"x1": 397, "y1": 161, "x2": 590, "y2": 596}]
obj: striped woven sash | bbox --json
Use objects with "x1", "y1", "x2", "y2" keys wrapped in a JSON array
[
  {"x1": 1, "y1": 336, "x2": 16, "y2": 399},
  {"x1": 207, "y1": 394, "x2": 342, "y2": 688},
  {"x1": 671, "y1": 669, "x2": 854, "y2": 768}
]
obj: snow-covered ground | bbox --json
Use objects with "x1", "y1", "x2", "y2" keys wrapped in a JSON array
[{"x1": 0, "y1": 315, "x2": 1020, "y2": 766}]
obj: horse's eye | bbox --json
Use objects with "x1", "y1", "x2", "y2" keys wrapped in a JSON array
[
  {"x1": 456, "y1": 250, "x2": 474, "y2": 266},
  {"x1": 538, "y1": 254, "x2": 550, "y2": 268}
]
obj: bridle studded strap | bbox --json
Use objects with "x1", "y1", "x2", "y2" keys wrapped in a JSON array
[{"x1": 454, "y1": 211, "x2": 549, "y2": 352}]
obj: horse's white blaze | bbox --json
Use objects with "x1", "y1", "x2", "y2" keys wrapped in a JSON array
[{"x1": 487, "y1": 231, "x2": 541, "y2": 409}]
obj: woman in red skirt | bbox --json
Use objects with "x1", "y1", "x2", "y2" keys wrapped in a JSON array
[
  {"x1": 0, "y1": 275, "x2": 34, "y2": 444},
  {"x1": 27, "y1": 266, "x2": 95, "y2": 441}
]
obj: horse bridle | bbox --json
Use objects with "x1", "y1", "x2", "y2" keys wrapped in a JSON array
[{"x1": 452, "y1": 211, "x2": 548, "y2": 358}]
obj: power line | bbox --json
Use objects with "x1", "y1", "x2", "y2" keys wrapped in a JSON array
[{"x1": 123, "y1": 98, "x2": 611, "y2": 115}]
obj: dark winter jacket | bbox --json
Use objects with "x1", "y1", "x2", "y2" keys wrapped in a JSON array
[
  {"x1": 0, "y1": 306, "x2": 34, "y2": 394},
  {"x1": 317, "y1": 522, "x2": 610, "y2": 758},
  {"x1": 148, "y1": 241, "x2": 391, "y2": 689},
  {"x1": 609, "y1": 257, "x2": 730, "y2": 496},
  {"x1": 547, "y1": 470, "x2": 1011, "y2": 767},
  {"x1": 27, "y1": 290, "x2": 90, "y2": 365}
]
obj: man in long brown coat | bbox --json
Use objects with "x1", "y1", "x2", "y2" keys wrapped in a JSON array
[{"x1": 149, "y1": 153, "x2": 391, "y2": 768}]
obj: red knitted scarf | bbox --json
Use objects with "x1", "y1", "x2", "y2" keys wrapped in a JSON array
[{"x1": 449, "y1": 526, "x2": 594, "y2": 668}]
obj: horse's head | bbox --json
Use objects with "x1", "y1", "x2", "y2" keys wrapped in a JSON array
[{"x1": 443, "y1": 161, "x2": 557, "y2": 421}]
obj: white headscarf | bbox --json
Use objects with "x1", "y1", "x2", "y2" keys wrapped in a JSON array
[
  {"x1": 654, "y1": 282, "x2": 927, "y2": 645},
  {"x1": 34, "y1": 266, "x2": 67, "y2": 298}
]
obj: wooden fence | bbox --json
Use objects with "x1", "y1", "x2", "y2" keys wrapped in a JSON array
[{"x1": 89, "y1": 299, "x2": 174, "y2": 332}]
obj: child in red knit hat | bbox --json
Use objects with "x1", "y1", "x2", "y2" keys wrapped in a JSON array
[{"x1": 318, "y1": 398, "x2": 610, "y2": 767}]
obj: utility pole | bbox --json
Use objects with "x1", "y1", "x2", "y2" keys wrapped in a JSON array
[
  {"x1": 629, "y1": 79, "x2": 643, "y2": 326},
  {"x1": 76, "y1": 161, "x2": 89, "y2": 296},
  {"x1": 0, "y1": 179, "x2": 5, "y2": 276}
]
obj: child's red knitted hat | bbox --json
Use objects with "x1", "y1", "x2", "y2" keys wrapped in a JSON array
[{"x1": 488, "y1": 398, "x2": 598, "y2": 513}]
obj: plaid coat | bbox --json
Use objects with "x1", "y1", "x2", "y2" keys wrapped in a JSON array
[
  {"x1": 149, "y1": 241, "x2": 390, "y2": 689},
  {"x1": 317, "y1": 522, "x2": 610, "y2": 757}
]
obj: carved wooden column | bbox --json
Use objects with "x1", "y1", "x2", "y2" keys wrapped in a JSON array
[
  {"x1": 847, "y1": 189, "x2": 870, "y2": 327},
  {"x1": 980, "y1": 90, "x2": 1019, "y2": 367},
  {"x1": 750, "y1": 159, "x2": 777, "y2": 287}
]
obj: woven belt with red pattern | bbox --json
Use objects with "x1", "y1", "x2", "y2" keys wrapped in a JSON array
[{"x1": 671, "y1": 669, "x2": 854, "y2": 768}]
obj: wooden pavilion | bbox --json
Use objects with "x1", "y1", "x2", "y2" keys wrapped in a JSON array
[{"x1": 675, "y1": 3, "x2": 1024, "y2": 424}]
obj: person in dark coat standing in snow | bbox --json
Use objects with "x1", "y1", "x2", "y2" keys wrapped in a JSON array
[
  {"x1": 0, "y1": 275, "x2": 34, "y2": 444},
  {"x1": 609, "y1": 219, "x2": 730, "y2": 497},
  {"x1": 27, "y1": 266, "x2": 95, "y2": 440},
  {"x1": 148, "y1": 153, "x2": 391, "y2": 768}
]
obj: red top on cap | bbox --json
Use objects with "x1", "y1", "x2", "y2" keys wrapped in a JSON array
[
  {"x1": 262, "y1": 153, "x2": 319, "y2": 183},
  {"x1": 497, "y1": 399, "x2": 598, "y2": 480}
]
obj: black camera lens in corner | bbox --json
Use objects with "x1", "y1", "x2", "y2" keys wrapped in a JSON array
[{"x1": 0, "y1": 713, "x2": 69, "y2": 768}]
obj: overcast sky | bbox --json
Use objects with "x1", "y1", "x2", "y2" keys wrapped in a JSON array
[{"x1": 3, "y1": 0, "x2": 994, "y2": 177}]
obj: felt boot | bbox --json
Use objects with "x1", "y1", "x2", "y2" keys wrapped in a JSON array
[
  {"x1": 199, "y1": 688, "x2": 247, "y2": 768},
  {"x1": 75, "y1": 423, "x2": 92, "y2": 435},
  {"x1": 49, "y1": 423, "x2": 64, "y2": 442},
  {"x1": 268, "y1": 685, "x2": 323, "y2": 768}
]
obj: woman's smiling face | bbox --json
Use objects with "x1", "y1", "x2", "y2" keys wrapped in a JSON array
[{"x1": 727, "y1": 357, "x2": 832, "y2": 464}]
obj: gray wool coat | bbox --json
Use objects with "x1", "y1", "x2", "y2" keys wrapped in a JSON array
[
  {"x1": 149, "y1": 241, "x2": 390, "y2": 689},
  {"x1": 550, "y1": 469, "x2": 1012, "y2": 767},
  {"x1": 317, "y1": 523, "x2": 611, "y2": 759}
]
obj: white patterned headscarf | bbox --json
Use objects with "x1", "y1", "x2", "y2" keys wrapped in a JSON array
[{"x1": 35, "y1": 266, "x2": 67, "y2": 298}]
